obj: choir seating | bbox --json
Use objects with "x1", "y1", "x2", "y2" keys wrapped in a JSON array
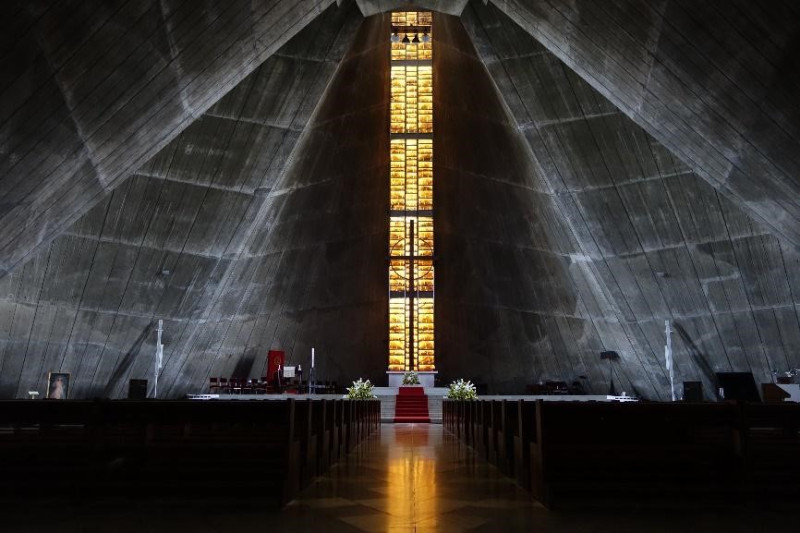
[
  {"x1": 208, "y1": 377, "x2": 277, "y2": 394},
  {"x1": 206, "y1": 376, "x2": 345, "y2": 395}
]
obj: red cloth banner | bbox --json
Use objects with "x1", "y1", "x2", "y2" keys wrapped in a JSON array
[{"x1": 267, "y1": 350, "x2": 285, "y2": 381}]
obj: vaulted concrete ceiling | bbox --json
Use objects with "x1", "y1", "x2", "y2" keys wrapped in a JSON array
[
  {"x1": 0, "y1": 1, "x2": 364, "y2": 398},
  {"x1": 0, "y1": 0, "x2": 337, "y2": 276},
  {"x1": 484, "y1": 0, "x2": 800, "y2": 248},
  {"x1": 462, "y1": 0, "x2": 800, "y2": 398},
  {"x1": 1, "y1": 0, "x2": 799, "y2": 398}
]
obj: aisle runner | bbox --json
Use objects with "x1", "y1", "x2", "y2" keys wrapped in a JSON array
[{"x1": 393, "y1": 386, "x2": 430, "y2": 423}]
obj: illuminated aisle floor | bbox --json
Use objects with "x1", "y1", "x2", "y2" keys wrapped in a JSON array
[
  {"x1": 280, "y1": 423, "x2": 539, "y2": 531},
  {"x1": 273, "y1": 424, "x2": 797, "y2": 533},
  {"x1": 6, "y1": 424, "x2": 798, "y2": 532}
]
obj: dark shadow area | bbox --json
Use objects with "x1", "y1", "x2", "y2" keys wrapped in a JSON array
[{"x1": 102, "y1": 322, "x2": 155, "y2": 398}]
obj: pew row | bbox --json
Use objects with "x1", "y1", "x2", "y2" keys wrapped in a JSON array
[
  {"x1": 0, "y1": 398, "x2": 380, "y2": 506},
  {"x1": 443, "y1": 399, "x2": 800, "y2": 508}
]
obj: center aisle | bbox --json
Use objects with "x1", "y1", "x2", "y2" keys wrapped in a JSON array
[
  {"x1": 9, "y1": 424, "x2": 795, "y2": 532},
  {"x1": 275, "y1": 425, "x2": 795, "y2": 533},
  {"x1": 278, "y1": 423, "x2": 537, "y2": 531}
]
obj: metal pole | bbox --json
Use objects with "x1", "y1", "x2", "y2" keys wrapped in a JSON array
[
  {"x1": 665, "y1": 319, "x2": 675, "y2": 401},
  {"x1": 154, "y1": 319, "x2": 163, "y2": 399}
]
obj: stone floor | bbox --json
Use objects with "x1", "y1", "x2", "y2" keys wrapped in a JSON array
[{"x1": 5, "y1": 423, "x2": 799, "y2": 532}]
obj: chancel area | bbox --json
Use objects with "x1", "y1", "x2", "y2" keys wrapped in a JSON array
[{"x1": 1, "y1": 0, "x2": 800, "y2": 530}]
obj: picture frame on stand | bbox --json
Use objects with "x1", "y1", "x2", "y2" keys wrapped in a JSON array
[{"x1": 47, "y1": 372, "x2": 70, "y2": 399}]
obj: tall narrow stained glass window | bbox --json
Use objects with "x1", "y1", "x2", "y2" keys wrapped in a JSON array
[{"x1": 388, "y1": 11, "x2": 435, "y2": 372}]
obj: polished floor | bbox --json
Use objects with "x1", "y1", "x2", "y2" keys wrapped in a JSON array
[
  {"x1": 6, "y1": 424, "x2": 799, "y2": 532},
  {"x1": 279, "y1": 423, "x2": 540, "y2": 531}
]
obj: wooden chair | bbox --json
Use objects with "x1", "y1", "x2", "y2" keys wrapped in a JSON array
[
  {"x1": 209, "y1": 377, "x2": 220, "y2": 394},
  {"x1": 218, "y1": 377, "x2": 228, "y2": 394}
]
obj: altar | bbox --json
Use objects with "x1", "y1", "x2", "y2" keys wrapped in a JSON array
[{"x1": 387, "y1": 371, "x2": 437, "y2": 388}]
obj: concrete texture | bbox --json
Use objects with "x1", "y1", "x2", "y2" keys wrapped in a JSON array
[
  {"x1": 0, "y1": 0, "x2": 337, "y2": 277},
  {"x1": 171, "y1": 11, "x2": 393, "y2": 396},
  {"x1": 2, "y1": 1, "x2": 800, "y2": 399},
  {"x1": 485, "y1": 0, "x2": 800, "y2": 250},
  {"x1": 462, "y1": 0, "x2": 800, "y2": 399},
  {"x1": 433, "y1": 13, "x2": 610, "y2": 394},
  {"x1": 0, "y1": 2, "x2": 365, "y2": 399}
]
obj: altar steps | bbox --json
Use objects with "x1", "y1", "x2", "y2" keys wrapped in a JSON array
[{"x1": 394, "y1": 386, "x2": 430, "y2": 423}]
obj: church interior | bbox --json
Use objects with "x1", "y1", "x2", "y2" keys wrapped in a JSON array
[{"x1": 1, "y1": 0, "x2": 799, "y2": 530}]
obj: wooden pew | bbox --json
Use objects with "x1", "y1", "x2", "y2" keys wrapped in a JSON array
[
  {"x1": 496, "y1": 400, "x2": 516, "y2": 477},
  {"x1": 514, "y1": 400, "x2": 535, "y2": 491},
  {"x1": 740, "y1": 402, "x2": 800, "y2": 498},
  {"x1": 531, "y1": 401, "x2": 745, "y2": 507},
  {"x1": 445, "y1": 399, "x2": 800, "y2": 508},
  {"x1": 0, "y1": 398, "x2": 381, "y2": 506}
]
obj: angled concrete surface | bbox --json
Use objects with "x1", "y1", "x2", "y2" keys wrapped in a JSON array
[
  {"x1": 0, "y1": 2, "x2": 363, "y2": 399},
  {"x1": 434, "y1": 12, "x2": 612, "y2": 394},
  {"x1": 0, "y1": 0, "x2": 337, "y2": 277},
  {"x1": 463, "y1": 0, "x2": 800, "y2": 398},
  {"x1": 161, "y1": 12, "x2": 392, "y2": 396},
  {"x1": 1, "y1": 2, "x2": 800, "y2": 399},
  {"x1": 485, "y1": 0, "x2": 800, "y2": 249}
]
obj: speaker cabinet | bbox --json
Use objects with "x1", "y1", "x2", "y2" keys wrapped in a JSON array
[
  {"x1": 128, "y1": 379, "x2": 148, "y2": 400},
  {"x1": 683, "y1": 381, "x2": 702, "y2": 401},
  {"x1": 715, "y1": 372, "x2": 760, "y2": 402}
]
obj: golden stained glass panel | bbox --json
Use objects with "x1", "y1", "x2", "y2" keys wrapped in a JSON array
[
  {"x1": 390, "y1": 66, "x2": 432, "y2": 134},
  {"x1": 388, "y1": 12, "x2": 434, "y2": 373},
  {"x1": 390, "y1": 139, "x2": 433, "y2": 211},
  {"x1": 391, "y1": 11, "x2": 432, "y2": 27},
  {"x1": 389, "y1": 217, "x2": 434, "y2": 258},
  {"x1": 390, "y1": 259, "x2": 434, "y2": 292},
  {"x1": 388, "y1": 297, "x2": 435, "y2": 371}
]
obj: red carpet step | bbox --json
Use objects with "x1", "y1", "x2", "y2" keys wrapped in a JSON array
[{"x1": 393, "y1": 386, "x2": 430, "y2": 423}]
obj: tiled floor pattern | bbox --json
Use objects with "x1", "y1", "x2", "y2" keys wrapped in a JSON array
[{"x1": 5, "y1": 423, "x2": 798, "y2": 532}]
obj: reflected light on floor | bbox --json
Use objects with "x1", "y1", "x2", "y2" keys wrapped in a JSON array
[{"x1": 388, "y1": 424, "x2": 436, "y2": 524}]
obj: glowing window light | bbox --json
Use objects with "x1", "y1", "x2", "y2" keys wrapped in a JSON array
[
  {"x1": 389, "y1": 217, "x2": 434, "y2": 258},
  {"x1": 390, "y1": 259, "x2": 434, "y2": 293},
  {"x1": 389, "y1": 12, "x2": 434, "y2": 373},
  {"x1": 391, "y1": 11, "x2": 433, "y2": 61},
  {"x1": 390, "y1": 139, "x2": 433, "y2": 211},
  {"x1": 387, "y1": 296, "x2": 435, "y2": 372},
  {"x1": 390, "y1": 67, "x2": 432, "y2": 133},
  {"x1": 415, "y1": 298, "x2": 435, "y2": 371}
]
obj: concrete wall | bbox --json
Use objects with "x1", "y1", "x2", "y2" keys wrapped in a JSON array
[
  {"x1": 179, "y1": 12, "x2": 392, "y2": 393},
  {"x1": 0, "y1": 0, "x2": 340, "y2": 278},
  {"x1": 485, "y1": 0, "x2": 800, "y2": 250},
  {"x1": 0, "y1": 3, "x2": 364, "y2": 398},
  {"x1": 433, "y1": 13, "x2": 610, "y2": 394},
  {"x1": 2, "y1": 1, "x2": 799, "y2": 399},
  {"x1": 462, "y1": 1, "x2": 800, "y2": 399}
]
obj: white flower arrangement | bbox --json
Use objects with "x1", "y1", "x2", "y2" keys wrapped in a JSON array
[
  {"x1": 402, "y1": 371, "x2": 421, "y2": 385},
  {"x1": 346, "y1": 378, "x2": 376, "y2": 400},
  {"x1": 446, "y1": 378, "x2": 478, "y2": 400}
]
